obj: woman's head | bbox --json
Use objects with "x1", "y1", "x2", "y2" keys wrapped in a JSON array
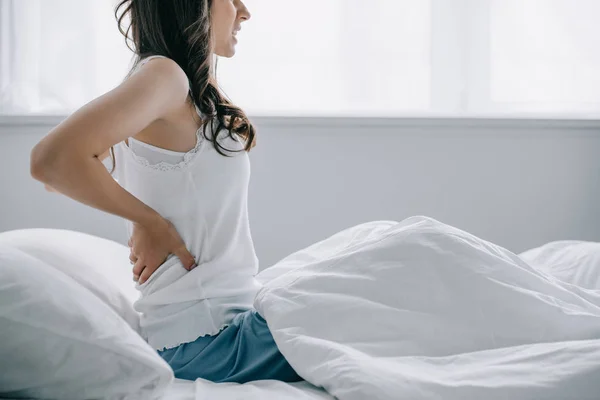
[
  {"x1": 212, "y1": 0, "x2": 251, "y2": 58},
  {"x1": 113, "y1": 0, "x2": 255, "y2": 163}
]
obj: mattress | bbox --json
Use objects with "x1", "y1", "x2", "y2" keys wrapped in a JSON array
[{"x1": 161, "y1": 378, "x2": 334, "y2": 400}]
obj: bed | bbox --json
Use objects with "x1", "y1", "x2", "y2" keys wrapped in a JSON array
[
  {"x1": 161, "y1": 378, "x2": 333, "y2": 400},
  {"x1": 2, "y1": 216, "x2": 600, "y2": 400}
]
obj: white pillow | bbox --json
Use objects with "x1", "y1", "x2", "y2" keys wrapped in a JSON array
[
  {"x1": 0, "y1": 245, "x2": 173, "y2": 400},
  {"x1": 0, "y1": 228, "x2": 140, "y2": 332},
  {"x1": 519, "y1": 240, "x2": 600, "y2": 290}
]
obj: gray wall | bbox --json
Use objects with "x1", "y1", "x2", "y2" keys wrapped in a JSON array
[{"x1": 1, "y1": 116, "x2": 599, "y2": 269}]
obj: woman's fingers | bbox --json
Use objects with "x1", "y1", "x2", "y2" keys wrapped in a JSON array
[
  {"x1": 174, "y1": 246, "x2": 197, "y2": 271},
  {"x1": 132, "y1": 258, "x2": 145, "y2": 278},
  {"x1": 129, "y1": 252, "x2": 137, "y2": 264},
  {"x1": 138, "y1": 265, "x2": 155, "y2": 285}
]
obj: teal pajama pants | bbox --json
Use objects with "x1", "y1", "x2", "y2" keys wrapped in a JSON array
[{"x1": 157, "y1": 309, "x2": 303, "y2": 383}]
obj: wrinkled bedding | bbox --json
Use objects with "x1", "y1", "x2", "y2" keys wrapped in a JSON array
[
  {"x1": 159, "y1": 378, "x2": 333, "y2": 400},
  {"x1": 254, "y1": 216, "x2": 600, "y2": 400}
]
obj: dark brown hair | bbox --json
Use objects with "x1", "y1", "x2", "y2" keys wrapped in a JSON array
[{"x1": 108, "y1": 0, "x2": 256, "y2": 173}]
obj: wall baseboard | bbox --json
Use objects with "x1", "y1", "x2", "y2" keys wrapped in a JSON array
[{"x1": 1, "y1": 114, "x2": 599, "y2": 132}]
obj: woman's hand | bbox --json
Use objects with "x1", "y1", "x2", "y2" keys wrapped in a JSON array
[{"x1": 128, "y1": 216, "x2": 197, "y2": 284}]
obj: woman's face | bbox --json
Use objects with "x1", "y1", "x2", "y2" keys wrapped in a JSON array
[{"x1": 211, "y1": 0, "x2": 251, "y2": 58}]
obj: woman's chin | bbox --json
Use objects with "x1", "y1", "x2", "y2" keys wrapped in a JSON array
[
  {"x1": 215, "y1": 49, "x2": 235, "y2": 58},
  {"x1": 215, "y1": 42, "x2": 237, "y2": 58}
]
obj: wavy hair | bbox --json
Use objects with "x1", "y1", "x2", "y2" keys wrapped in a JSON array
[{"x1": 107, "y1": 0, "x2": 256, "y2": 173}]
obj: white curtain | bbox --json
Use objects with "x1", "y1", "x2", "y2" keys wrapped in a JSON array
[
  {"x1": 1, "y1": 0, "x2": 599, "y2": 117},
  {"x1": 0, "y1": 0, "x2": 133, "y2": 114}
]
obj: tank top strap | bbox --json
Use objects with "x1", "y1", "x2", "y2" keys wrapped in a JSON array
[
  {"x1": 140, "y1": 55, "x2": 169, "y2": 67},
  {"x1": 130, "y1": 55, "x2": 168, "y2": 77}
]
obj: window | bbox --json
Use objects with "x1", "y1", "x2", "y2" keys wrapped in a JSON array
[
  {"x1": 217, "y1": 0, "x2": 431, "y2": 116},
  {"x1": 1, "y1": 0, "x2": 599, "y2": 117},
  {"x1": 489, "y1": 0, "x2": 600, "y2": 114}
]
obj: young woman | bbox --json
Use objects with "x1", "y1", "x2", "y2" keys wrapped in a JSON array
[{"x1": 30, "y1": 0, "x2": 302, "y2": 384}]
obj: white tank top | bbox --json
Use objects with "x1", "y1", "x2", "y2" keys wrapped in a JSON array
[{"x1": 110, "y1": 55, "x2": 262, "y2": 350}]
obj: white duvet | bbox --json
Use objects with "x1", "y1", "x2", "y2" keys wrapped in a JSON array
[{"x1": 253, "y1": 216, "x2": 600, "y2": 400}]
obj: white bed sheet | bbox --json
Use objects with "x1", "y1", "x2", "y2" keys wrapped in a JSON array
[{"x1": 160, "y1": 378, "x2": 334, "y2": 400}]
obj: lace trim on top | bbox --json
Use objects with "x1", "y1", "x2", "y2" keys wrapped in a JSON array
[{"x1": 120, "y1": 126, "x2": 207, "y2": 172}]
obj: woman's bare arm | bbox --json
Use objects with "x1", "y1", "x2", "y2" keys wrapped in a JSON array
[
  {"x1": 44, "y1": 149, "x2": 111, "y2": 194},
  {"x1": 30, "y1": 58, "x2": 189, "y2": 226}
]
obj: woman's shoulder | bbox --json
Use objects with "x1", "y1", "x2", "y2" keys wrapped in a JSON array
[
  {"x1": 136, "y1": 55, "x2": 173, "y2": 70},
  {"x1": 131, "y1": 55, "x2": 188, "y2": 87},
  {"x1": 123, "y1": 55, "x2": 193, "y2": 121}
]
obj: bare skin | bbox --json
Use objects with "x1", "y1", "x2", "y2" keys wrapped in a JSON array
[{"x1": 32, "y1": 0, "x2": 251, "y2": 284}]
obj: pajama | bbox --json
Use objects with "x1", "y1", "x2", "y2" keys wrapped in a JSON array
[{"x1": 157, "y1": 309, "x2": 302, "y2": 383}]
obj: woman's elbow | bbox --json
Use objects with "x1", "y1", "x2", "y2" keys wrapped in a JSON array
[
  {"x1": 30, "y1": 143, "x2": 50, "y2": 182},
  {"x1": 30, "y1": 141, "x2": 65, "y2": 183}
]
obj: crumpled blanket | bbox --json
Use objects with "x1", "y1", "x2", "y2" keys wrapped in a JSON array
[{"x1": 254, "y1": 216, "x2": 600, "y2": 400}]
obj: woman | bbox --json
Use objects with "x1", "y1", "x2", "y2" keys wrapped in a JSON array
[{"x1": 30, "y1": 0, "x2": 301, "y2": 384}]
